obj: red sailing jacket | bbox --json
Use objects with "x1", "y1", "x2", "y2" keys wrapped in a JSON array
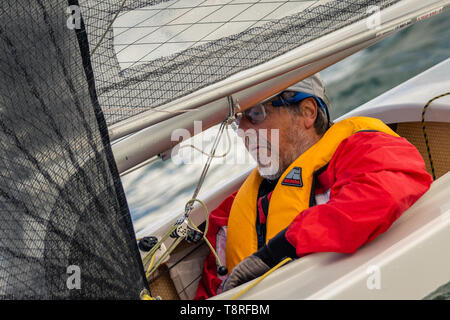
[{"x1": 194, "y1": 131, "x2": 432, "y2": 300}]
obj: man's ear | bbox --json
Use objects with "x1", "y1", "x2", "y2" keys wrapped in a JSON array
[{"x1": 300, "y1": 97, "x2": 318, "y2": 129}]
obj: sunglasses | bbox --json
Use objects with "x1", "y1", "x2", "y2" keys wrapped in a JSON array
[
  {"x1": 235, "y1": 103, "x2": 267, "y2": 126},
  {"x1": 235, "y1": 91, "x2": 328, "y2": 126}
]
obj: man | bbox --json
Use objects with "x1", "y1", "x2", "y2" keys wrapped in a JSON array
[{"x1": 194, "y1": 73, "x2": 432, "y2": 299}]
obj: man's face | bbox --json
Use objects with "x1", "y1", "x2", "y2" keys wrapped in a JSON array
[{"x1": 237, "y1": 97, "x2": 306, "y2": 180}]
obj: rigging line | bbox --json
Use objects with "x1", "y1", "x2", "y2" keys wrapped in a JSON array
[
  {"x1": 120, "y1": 0, "x2": 234, "y2": 70},
  {"x1": 115, "y1": 0, "x2": 212, "y2": 56},
  {"x1": 142, "y1": 117, "x2": 236, "y2": 284},
  {"x1": 146, "y1": 244, "x2": 209, "y2": 298},
  {"x1": 185, "y1": 199, "x2": 223, "y2": 266},
  {"x1": 90, "y1": 0, "x2": 128, "y2": 57},
  {"x1": 142, "y1": 224, "x2": 179, "y2": 268},
  {"x1": 146, "y1": 236, "x2": 184, "y2": 277},
  {"x1": 185, "y1": 97, "x2": 236, "y2": 214},
  {"x1": 145, "y1": 198, "x2": 221, "y2": 285},
  {"x1": 114, "y1": 123, "x2": 225, "y2": 223},
  {"x1": 231, "y1": 257, "x2": 293, "y2": 300},
  {"x1": 118, "y1": 123, "x2": 232, "y2": 178},
  {"x1": 146, "y1": 244, "x2": 205, "y2": 288},
  {"x1": 146, "y1": 198, "x2": 221, "y2": 279},
  {"x1": 177, "y1": 124, "x2": 233, "y2": 159},
  {"x1": 190, "y1": 121, "x2": 227, "y2": 204}
]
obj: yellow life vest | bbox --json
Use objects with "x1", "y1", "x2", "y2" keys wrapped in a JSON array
[{"x1": 225, "y1": 117, "x2": 399, "y2": 272}]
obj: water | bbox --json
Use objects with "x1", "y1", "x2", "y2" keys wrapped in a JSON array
[
  {"x1": 322, "y1": 7, "x2": 450, "y2": 120},
  {"x1": 120, "y1": 8, "x2": 450, "y2": 298}
]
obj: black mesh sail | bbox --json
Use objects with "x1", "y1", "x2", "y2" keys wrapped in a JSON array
[{"x1": 0, "y1": 1, "x2": 148, "y2": 299}]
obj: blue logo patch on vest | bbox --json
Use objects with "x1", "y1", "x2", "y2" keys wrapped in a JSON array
[{"x1": 281, "y1": 167, "x2": 303, "y2": 187}]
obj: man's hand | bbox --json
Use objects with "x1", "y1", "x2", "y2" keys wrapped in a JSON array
[
  {"x1": 222, "y1": 254, "x2": 270, "y2": 292},
  {"x1": 221, "y1": 228, "x2": 298, "y2": 292}
]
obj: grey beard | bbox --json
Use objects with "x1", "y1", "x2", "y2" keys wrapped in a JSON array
[
  {"x1": 258, "y1": 146, "x2": 299, "y2": 181},
  {"x1": 257, "y1": 165, "x2": 283, "y2": 181},
  {"x1": 255, "y1": 151, "x2": 283, "y2": 181},
  {"x1": 257, "y1": 155, "x2": 291, "y2": 181}
]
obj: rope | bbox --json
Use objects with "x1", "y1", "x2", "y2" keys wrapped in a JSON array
[
  {"x1": 140, "y1": 289, "x2": 158, "y2": 300},
  {"x1": 139, "y1": 98, "x2": 238, "y2": 297},
  {"x1": 185, "y1": 198, "x2": 223, "y2": 267},
  {"x1": 421, "y1": 92, "x2": 450, "y2": 180},
  {"x1": 178, "y1": 125, "x2": 232, "y2": 159},
  {"x1": 120, "y1": 118, "x2": 232, "y2": 178},
  {"x1": 141, "y1": 243, "x2": 206, "y2": 297},
  {"x1": 139, "y1": 124, "x2": 231, "y2": 280},
  {"x1": 184, "y1": 96, "x2": 238, "y2": 203},
  {"x1": 143, "y1": 198, "x2": 222, "y2": 280},
  {"x1": 140, "y1": 292, "x2": 154, "y2": 300},
  {"x1": 141, "y1": 224, "x2": 178, "y2": 270},
  {"x1": 188, "y1": 121, "x2": 228, "y2": 208},
  {"x1": 145, "y1": 252, "x2": 156, "y2": 279},
  {"x1": 231, "y1": 257, "x2": 293, "y2": 300}
]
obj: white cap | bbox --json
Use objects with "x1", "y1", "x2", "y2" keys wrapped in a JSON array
[{"x1": 286, "y1": 73, "x2": 326, "y2": 102}]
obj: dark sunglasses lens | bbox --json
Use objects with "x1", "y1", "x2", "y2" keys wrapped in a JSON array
[
  {"x1": 245, "y1": 104, "x2": 266, "y2": 124},
  {"x1": 234, "y1": 104, "x2": 266, "y2": 128}
]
